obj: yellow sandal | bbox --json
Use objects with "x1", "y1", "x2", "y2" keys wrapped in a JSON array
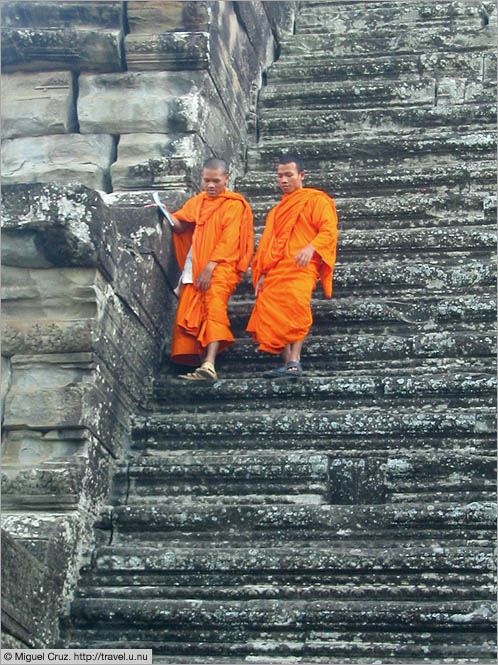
[{"x1": 178, "y1": 361, "x2": 217, "y2": 381}]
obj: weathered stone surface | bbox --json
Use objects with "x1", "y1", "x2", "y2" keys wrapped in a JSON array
[
  {"x1": 108, "y1": 501, "x2": 496, "y2": 541},
  {"x1": 125, "y1": 31, "x2": 209, "y2": 71},
  {"x1": 249, "y1": 131, "x2": 496, "y2": 171},
  {"x1": 127, "y1": 1, "x2": 209, "y2": 33},
  {"x1": 1, "y1": 529, "x2": 60, "y2": 647},
  {"x1": 1, "y1": 429, "x2": 112, "y2": 513},
  {"x1": 283, "y1": 23, "x2": 496, "y2": 58},
  {"x1": 2, "y1": 0, "x2": 493, "y2": 659},
  {"x1": 1, "y1": 183, "x2": 115, "y2": 270},
  {"x1": 1, "y1": 70, "x2": 77, "y2": 139},
  {"x1": 296, "y1": 1, "x2": 493, "y2": 34},
  {"x1": 110, "y1": 133, "x2": 209, "y2": 191},
  {"x1": 260, "y1": 78, "x2": 437, "y2": 111},
  {"x1": 1, "y1": 1, "x2": 124, "y2": 73},
  {"x1": 259, "y1": 103, "x2": 496, "y2": 140},
  {"x1": 262, "y1": 1, "x2": 297, "y2": 41},
  {"x1": 2, "y1": 511, "x2": 99, "y2": 614},
  {"x1": 231, "y1": 1, "x2": 275, "y2": 69},
  {"x1": 1, "y1": 1, "x2": 124, "y2": 29},
  {"x1": 77, "y1": 71, "x2": 239, "y2": 170},
  {"x1": 1, "y1": 26, "x2": 124, "y2": 74},
  {"x1": 1, "y1": 355, "x2": 12, "y2": 422},
  {"x1": 1, "y1": 135, "x2": 115, "y2": 191}
]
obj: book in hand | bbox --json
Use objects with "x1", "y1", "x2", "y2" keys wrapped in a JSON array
[{"x1": 153, "y1": 192, "x2": 175, "y2": 227}]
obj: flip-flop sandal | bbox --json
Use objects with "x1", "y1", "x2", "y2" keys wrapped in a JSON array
[
  {"x1": 178, "y1": 363, "x2": 217, "y2": 381},
  {"x1": 285, "y1": 361, "x2": 303, "y2": 377},
  {"x1": 196, "y1": 361, "x2": 218, "y2": 380},
  {"x1": 177, "y1": 368, "x2": 207, "y2": 380},
  {"x1": 263, "y1": 365, "x2": 288, "y2": 378}
]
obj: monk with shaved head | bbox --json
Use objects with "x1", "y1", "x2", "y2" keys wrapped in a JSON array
[
  {"x1": 151, "y1": 157, "x2": 254, "y2": 380},
  {"x1": 246, "y1": 153, "x2": 338, "y2": 377}
]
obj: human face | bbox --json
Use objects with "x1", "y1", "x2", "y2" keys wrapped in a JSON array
[
  {"x1": 202, "y1": 167, "x2": 229, "y2": 198},
  {"x1": 277, "y1": 162, "x2": 304, "y2": 194}
]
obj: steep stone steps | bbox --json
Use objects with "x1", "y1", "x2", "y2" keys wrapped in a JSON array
[
  {"x1": 294, "y1": 1, "x2": 494, "y2": 34},
  {"x1": 282, "y1": 27, "x2": 496, "y2": 61},
  {"x1": 226, "y1": 294, "x2": 496, "y2": 336},
  {"x1": 66, "y1": 627, "x2": 498, "y2": 664},
  {"x1": 215, "y1": 332, "x2": 495, "y2": 369},
  {"x1": 152, "y1": 372, "x2": 496, "y2": 412},
  {"x1": 258, "y1": 104, "x2": 497, "y2": 141},
  {"x1": 107, "y1": 449, "x2": 495, "y2": 506},
  {"x1": 66, "y1": 0, "x2": 496, "y2": 660},
  {"x1": 131, "y1": 405, "x2": 495, "y2": 453},
  {"x1": 247, "y1": 131, "x2": 496, "y2": 172},
  {"x1": 267, "y1": 52, "x2": 488, "y2": 84},
  {"x1": 248, "y1": 191, "x2": 496, "y2": 231},
  {"x1": 259, "y1": 77, "x2": 438, "y2": 111},
  {"x1": 238, "y1": 161, "x2": 496, "y2": 198},
  {"x1": 99, "y1": 500, "x2": 496, "y2": 541}
]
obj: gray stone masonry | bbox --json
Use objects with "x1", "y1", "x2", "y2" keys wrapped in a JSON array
[
  {"x1": 1, "y1": 0, "x2": 496, "y2": 661},
  {"x1": 1, "y1": 0, "x2": 295, "y2": 648},
  {"x1": 66, "y1": 1, "x2": 496, "y2": 662}
]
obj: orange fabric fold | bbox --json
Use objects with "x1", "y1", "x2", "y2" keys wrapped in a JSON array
[
  {"x1": 247, "y1": 187, "x2": 338, "y2": 354},
  {"x1": 170, "y1": 189, "x2": 254, "y2": 365}
]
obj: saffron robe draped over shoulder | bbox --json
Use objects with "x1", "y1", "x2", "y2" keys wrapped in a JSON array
[
  {"x1": 246, "y1": 187, "x2": 338, "y2": 355},
  {"x1": 170, "y1": 189, "x2": 254, "y2": 365}
]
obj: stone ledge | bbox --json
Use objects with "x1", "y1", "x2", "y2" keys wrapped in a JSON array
[
  {"x1": 1, "y1": 71, "x2": 77, "y2": 139},
  {"x1": 1, "y1": 136, "x2": 115, "y2": 192},
  {"x1": 1, "y1": 528, "x2": 64, "y2": 647}
]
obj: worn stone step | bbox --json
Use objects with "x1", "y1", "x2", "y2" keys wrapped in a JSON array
[
  {"x1": 217, "y1": 332, "x2": 495, "y2": 366},
  {"x1": 153, "y1": 371, "x2": 496, "y2": 413},
  {"x1": 248, "y1": 131, "x2": 497, "y2": 171},
  {"x1": 86, "y1": 541, "x2": 495, "y2": 574},
  {"x1": 131, "y1": 405, "x2": 495, "y2": 455},
  {"x1": 259, "y1": 77, "x2": 437, "y2": 111},
  {"x1": 257, "y1": 225, "x2": 496, "y2": 254},
  {"x1": 67, "y1": 630, "x2": 497, "y2": 664},
  {"x1": 107, "y1": 496, "x2": 496, "y2": 543},
  {"x1": 110, "y1": 449, "x2": 495, "y2": 507},
  {"x1": 70, "y1": 595, "x2": 495, "y2": 633},
  {"x1": 258, "y1": 103, "x2": 497, "y2": 141},
  {"x1": 295, "y1": 1, "x2": 493, "y2": 34},
  {"x1": 242, "y1": 192, "x2": 496, "y2": 232},
  {"x1": 289, "y1": 23, "x2": 496, "y2": 55},
  {"x1": 76, "y1": 570, "x2": 496, "y2": 601},
  {"x1": 111, "y1": 452, "x2": 329, "y2": 505},
  {"x1": 227, "y1": 295, "x2": 497, "y2": 336},
  {"x1": 267, "y1": 51, "x2": 487, "y2": 84},
  {"x1": 231, "y1": 258, "x2": 496, "y2": 301},
  {"x1": 238, "y1": 160, "x2": 496, "y2": 198}
]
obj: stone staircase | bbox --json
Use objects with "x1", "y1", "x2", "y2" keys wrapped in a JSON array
[{"x1": 66, "y1": 1, "x2": 496, "y2": 662}]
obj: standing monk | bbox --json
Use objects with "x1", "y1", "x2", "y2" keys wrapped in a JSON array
[
  {"x1": 155, "y1": 157, "x2": 254, "y2": 380},
  {"x1": 246, "y1": 153, "x2": 338, "y2": 377}
]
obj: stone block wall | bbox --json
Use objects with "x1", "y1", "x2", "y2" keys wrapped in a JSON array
[{"x1": 1, "y1": 0, "x2": 295, "y2": 647}]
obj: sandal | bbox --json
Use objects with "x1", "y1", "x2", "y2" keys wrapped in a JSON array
[
  {"x1": 263, "y1": 365, "x2": 288, "y2": 378},
  {"x1": 285, "y1": 361, "x2": 303, "y2": 377},
  {"x1": 178, "y1": 361, "x2": 217, "y2": 381}
]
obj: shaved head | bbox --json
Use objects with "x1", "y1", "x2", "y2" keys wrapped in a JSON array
[
  {"x1": 279, "y1": 152, "x2": 304, "y2": 173},
  {"x1": 203, "y1": 157, "x2": 229, "y2": 174}
]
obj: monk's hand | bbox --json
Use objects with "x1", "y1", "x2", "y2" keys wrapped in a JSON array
[
  {"x1": 196, "y1": 261, "x2": 217, "y2": 291},
  {"x1": 255, "y1": 275, "x2": 265, "y2": 297},
  {"x1": 294, "y1": 244, "x2": 316, "y2": 267}
]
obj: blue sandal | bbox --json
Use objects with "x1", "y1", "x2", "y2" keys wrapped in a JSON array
[
  {"x1": 286, "y1": 361, "x2": 303, "y2": 376},
  {"x1": 263, "y1": 365, "x2": 288, "y2": 378}
]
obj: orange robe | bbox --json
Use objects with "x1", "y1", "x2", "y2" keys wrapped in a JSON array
[
  {"x1": 246, "y1": 187, "x2": 338, "y2": 354},
  {"x1": 171, "y1": 189, "x2": 254, "y2": 365}
]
